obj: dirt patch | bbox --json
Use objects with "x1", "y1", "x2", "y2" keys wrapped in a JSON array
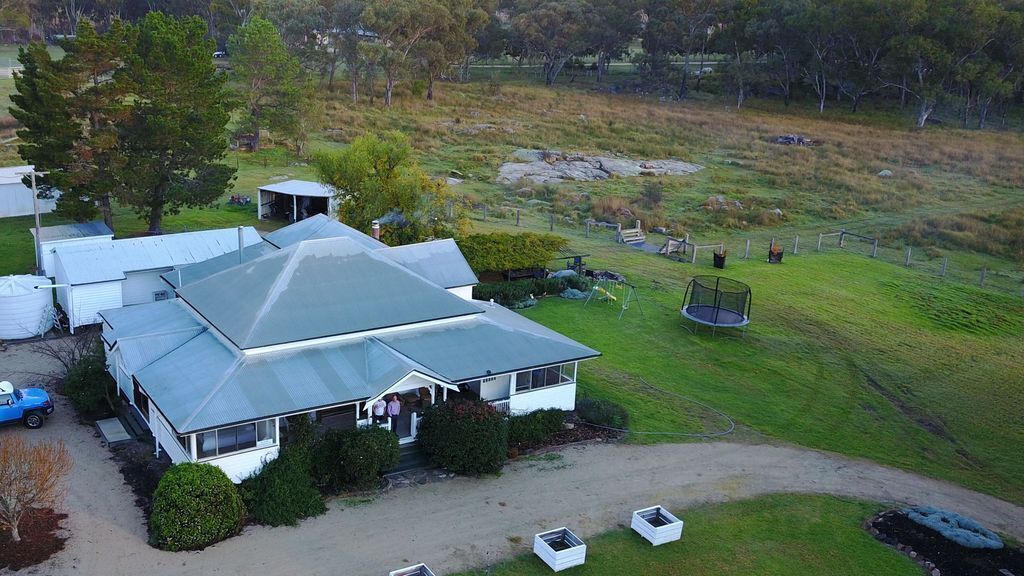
[
  {"x1": 869, "y1": 509, "x2": 1024, "y2": 576},
  {"x1": 0, "y1": 508, "x2": 68, "y2": 571},
  {"x1": 109, "y1": 440, "x2": 171, "y2": 519}
]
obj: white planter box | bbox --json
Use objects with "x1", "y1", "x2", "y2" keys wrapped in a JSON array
[
  {"x1": 389, "y1": 564, "x2": 436, "y2": 576},
  {"x1": 631, "y1": 505, "x2": 684, "y2": 546},
  {"x1": 534, "y1": 527, "x2": 587, "y2": 572}
]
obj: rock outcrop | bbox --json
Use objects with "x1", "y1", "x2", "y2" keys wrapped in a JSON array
[{"x1": 497, "y1": 149, "x2": 703, "y2": 184}]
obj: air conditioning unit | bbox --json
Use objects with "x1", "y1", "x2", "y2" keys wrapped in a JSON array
[{"x1": 153, "y1": 290, "x2": 170, "y2": 301}]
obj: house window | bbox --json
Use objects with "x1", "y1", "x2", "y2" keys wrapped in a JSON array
[
  {"x1": 178, "y1": 434, "x2": 190, "y2": 453},
  {"x1": 198, "y1": 419, "x2": 276, "y2": 459},
  {"x1": 515, "y1": 363, "x2": 573, "y2": 393}
]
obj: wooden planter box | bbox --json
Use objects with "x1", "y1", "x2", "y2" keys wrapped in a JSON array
[
  {"x1": 389, "y1": 564, "x2": 436, "y2": 576},
  {"x1": 534, "y1": 527, "x2": 587, "y2": 572},
  {"x1": 631, "y1": 505, "x2": 684, "y2": 546}
]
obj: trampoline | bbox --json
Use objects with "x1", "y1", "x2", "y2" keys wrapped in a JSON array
[{"x1": 680, "y1": 276, "x2": 751, "y2": 335}]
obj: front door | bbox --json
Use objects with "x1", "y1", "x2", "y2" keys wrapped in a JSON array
[{"x1": 392, "y1": 410, "x2": 413, "y2": 441}]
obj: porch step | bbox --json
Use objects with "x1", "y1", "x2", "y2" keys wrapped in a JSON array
[
  {"x1": 386, "y1": 443, "x2": 431, "y2": 475},
  {"x1": 116, "y1": 404, "x2": 150, "y2": 439}
]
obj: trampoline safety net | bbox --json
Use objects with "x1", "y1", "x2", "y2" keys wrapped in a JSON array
[{"x1": 681, "y1": 276, "x2": 751, "y2": 328}]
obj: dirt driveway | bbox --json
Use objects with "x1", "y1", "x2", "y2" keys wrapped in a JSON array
[{"x1": 3, "y1": 341, "x2": 1023, "y2": 576}]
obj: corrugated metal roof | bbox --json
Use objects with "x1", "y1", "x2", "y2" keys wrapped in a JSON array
[
  {"x1": 100, "y1": 299, "x2": 204, "y2": 346},
  {"x1": 161, "y1": 240, "x2": 278, "y2": 288},
  {"x1": 117, "y1": 328, "x2": 206, "y2": 374},
  {"x1": 55, "y1": 227, "x2": 263, "y2": 284},
  {"x1": 32, "y1": 221, "x2": 113, "y2": 242},
  {"x1": 176, "y1": 237, "x2": 481, "y2": 349},
  {"x1": 378, "y1": 239, "x2": 478, "y2": 288},
  {"x1": 378, "y1": 303, "x2": 600, "y2": 382},
  {"x1": 137, "y1": 335, "x2": 425, "y2": 433},
  {"x1": 264, "y1": 213, "x2": 385, "y2": 251},
  {"x1": 258, "y1": 179, "x2": 335, "y2": 198}
]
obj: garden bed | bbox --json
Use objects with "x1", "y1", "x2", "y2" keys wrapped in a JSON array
[
  {"x1": 110, "y1": 439, "x2": 172, "y2": 518},
  {"x1": 536, "y1": 412, "x2": 624, "y2": 447},
  {"x1": 0, "y1": 508, "x2": 67, "y2": 571},
  {"x1": 534, "y1": 527, "x2": 587, "y2": 571},
  {"x1": 869, "y1": 509, "x2": 1024, "y2": 576}
]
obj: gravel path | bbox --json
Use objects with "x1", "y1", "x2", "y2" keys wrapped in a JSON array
[{"x1": 3, "y1": 342, "x2": 1023, "y2": 576}]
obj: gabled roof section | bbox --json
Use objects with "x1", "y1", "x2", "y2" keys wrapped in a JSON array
[
  {"x1": 55, "y1": 227, "x2": 263, "y2": 284},
  {"x1": 161, "y1": 240, "x2": 278, "y2": 289},
  {"x1": 377, "y1": 239, "x2": 478, "y2": 289},
  {"x1": 116, "y1": 327, "x2": 206, "y2": 374},
  {"x1": 264, "y1": 213, "x2": 386, "y2": 251},
  {"x1": 176, "y1": 237, "x2": 482, "y2": 349},
  {"x1": 136, "y1": 334, "x2": 430, "y2": 433},
  {"x1": 100, "y1": 299, "x2": 203, "y2": 348}
]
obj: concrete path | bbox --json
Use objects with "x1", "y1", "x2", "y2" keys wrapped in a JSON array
[{"x1": 4, "y1": 343, "x2": 1023, "y2": 576}]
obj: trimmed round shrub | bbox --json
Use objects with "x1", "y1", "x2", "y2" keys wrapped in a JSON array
[
  {"x1": 576, "y1": 397, "x2": 629, "y2": 429},
  {"x1": 239, "y1": 448, "x2": 325, "y2": 527},
  {"x1": 149, "y1": 463, "x2": 245, "y2": 551},
  {"x1": 418, "y1": 401, "x2": 508, "y2": 475},
  {"x1": 508, "y1": 409, "x2": 566, "y2": 450},
  {"x1": 311, "y1": 426, "x2": 400, "y2": 492}
]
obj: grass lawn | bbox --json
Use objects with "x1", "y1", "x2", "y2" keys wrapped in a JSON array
[
  {"x1": 472, "y1": 211, "x2": 1024, "y2": 504},
  {"x1": 453, "y1": 494, "x2": 919, "y2": 576}
]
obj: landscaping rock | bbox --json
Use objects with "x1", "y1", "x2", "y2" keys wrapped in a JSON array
[
  {"x1": 878, "y1": 169, "x2": 894, "y2": 178},
  {"x1": 497, "y1": 150, "x2": 702, "y2": 184},
  {"x1": 775, "y1": 134, "x2": 815, "y2": 146}
]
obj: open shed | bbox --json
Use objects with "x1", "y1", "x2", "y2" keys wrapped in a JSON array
[
  {"x1": 257, "y1": 180, "x2": 338, "y2": 222},
  {"x1": 0, "y1": 165, "x2": 58, "y2": 218}
]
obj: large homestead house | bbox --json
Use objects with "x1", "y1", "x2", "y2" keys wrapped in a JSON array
[{"x1": 100, "y1": 215, "x2": 599, "y2": 481}]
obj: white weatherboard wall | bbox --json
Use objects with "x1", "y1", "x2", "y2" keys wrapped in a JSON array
[
  {"x1": 60, "y1": 282, "x2": 122, "y2": 329},
  {"x1": 510, "y1": 382, "x2": 576, "y2": 413},
  {"x1": 121, "y1": 269, "x2": 173, "y2": 305},
  {"x1": 208, "y1": 446, "x2": 279, "y2": 483},
  {"x1": 478, "y1": 375, "x2": 511, "y2": 400},
  {"x1": 447, "y1": 285, "x2": 474, "y2": 300},
  {"x1": 151, "y1": 409, "x2": 190, "y2": 465}
]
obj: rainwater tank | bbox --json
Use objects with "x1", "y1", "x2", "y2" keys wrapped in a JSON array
[{"x1": 0, "y1": 275, "x2": 54, "y2": 340}]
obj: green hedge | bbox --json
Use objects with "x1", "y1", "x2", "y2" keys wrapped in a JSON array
[
  {"x1": 508, "y1": 409, "x2": 566, "y2": 450},
  {"x1": 240, "y1": 447, "x2": 325, "y2": 527},
  {"x1": 63, "y1": 344, "x2": 113, "y2": 415},
  {"x1": 474, "y1": 275, "x2": 590, "y2": 306},
  {"x1": 149, "y1": 463, "x2": 245, "y2": 551},
  {"x1": 310, "y1": 426, "x2": 400, "y2": 493},
  {"x1": 418, "y1": 401, "x2": 509, "y2": 475},
  {"x1": 457, "y1": 232, "x2": 567, "y2": 273},
  {"x1": 576, "y1": 397, "x2": 630, "y2": 429}
]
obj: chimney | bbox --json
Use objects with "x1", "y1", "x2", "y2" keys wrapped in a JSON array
[
  {"x1": 371, "y1": 220, "x2": 380, "y2": 240},
  {"x1": 237, "y1": 226, "x2": 244, "y2": 264}
]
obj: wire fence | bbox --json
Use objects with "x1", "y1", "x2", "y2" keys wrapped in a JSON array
[{"x1": 468, "y1": 204, "x2": 1024, "y2": 300}]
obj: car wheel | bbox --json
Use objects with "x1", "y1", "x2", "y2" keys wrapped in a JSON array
[{"x1": 23, "y1": 412, "x2": 43, "y2": 429}]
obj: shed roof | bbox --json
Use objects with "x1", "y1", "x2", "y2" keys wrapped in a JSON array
[
  {"x1": 258, "y1": 179, "x2": 335, "y2": 198},
  {"x1": 32, "y1": 221, "x2": 113, "y2": 242},
  {"x1": 55, "y1": 227, "x2": 263, "y2": 284},
  {"x1": 378, "y1": 239, "x2": 478, "y2": 288},
  {"x1": 264, "y1": 213, "x2": 385, "y2": 251},
  {"x1": 176, "y1": 236, "x2": 482, "y2": 349}
]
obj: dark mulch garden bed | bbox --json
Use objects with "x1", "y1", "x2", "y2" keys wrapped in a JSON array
[
  {"x1": 0, "y1": 508, "x2": 68, "y2": 571},
  {"x1": 869, "y1": 509, "x2": 1024, "y2": 576},
  {"x1": 516, "y1": 412, "x2": 624, "y2": 456},
  {"x1": 109, "y1": 439, "x2": 171, "y2": 518}
]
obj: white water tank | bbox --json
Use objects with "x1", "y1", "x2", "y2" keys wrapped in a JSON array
[{"x1": 0, "y1": 275, "x2": 54, "y2": 340}]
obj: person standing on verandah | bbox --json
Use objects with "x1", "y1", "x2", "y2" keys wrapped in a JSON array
[{"x1": 387, "y1": 394, "x2": 402, "y2": 432}]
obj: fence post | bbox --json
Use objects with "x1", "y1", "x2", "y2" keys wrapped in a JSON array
[
  {"x1": 549, "y1": 212, "x2": 554, "y2": 232},
  {"x1": 871, "y1": 239, "x2": 878, "y2": 258},
  {"x1": 516, "y1": 209, "x2": 520, "y2": 227},
  {"x1": 980, "y1": 267, "x2": 987, "y2": 287},
  {"x1": 839, "y1": 229, "x2": 846, "y2": 248},
  {"x1": 585, "y1": 221, "x2": 590, "y2": 237},
  {"x1": 483, "y1": 206, "x2": 488, "y2": 221},
  {"x1": 691, "y1": 246, "x2": 698, "y2": 264},
  {"x1": 744, "y1": 239, "x2": 751, "y2": 259},
  {"x1": 940, "y1": 257, "x2": 948, "y2": 277},
  {"x1": 793, "y1": 235, "x2": 800, "y2": 254},
  {"x1": 817, "y1": 233, "x2": 823, "y2": 251},
  {"x1": 904, "y1": 246, "x2": 912, "y2": 267}
]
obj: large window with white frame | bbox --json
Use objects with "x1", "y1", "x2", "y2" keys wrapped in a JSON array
[
  {"x1": 514, "y1": 363, "x2": 574, "y2": 393},
  {"x1": 197, "y1": 419, "x2": 277, "y2": 459}
]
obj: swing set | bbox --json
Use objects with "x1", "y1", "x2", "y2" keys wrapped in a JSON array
[{"x1": 584, "y1": 277, "x2": 643, "y2": 320}]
